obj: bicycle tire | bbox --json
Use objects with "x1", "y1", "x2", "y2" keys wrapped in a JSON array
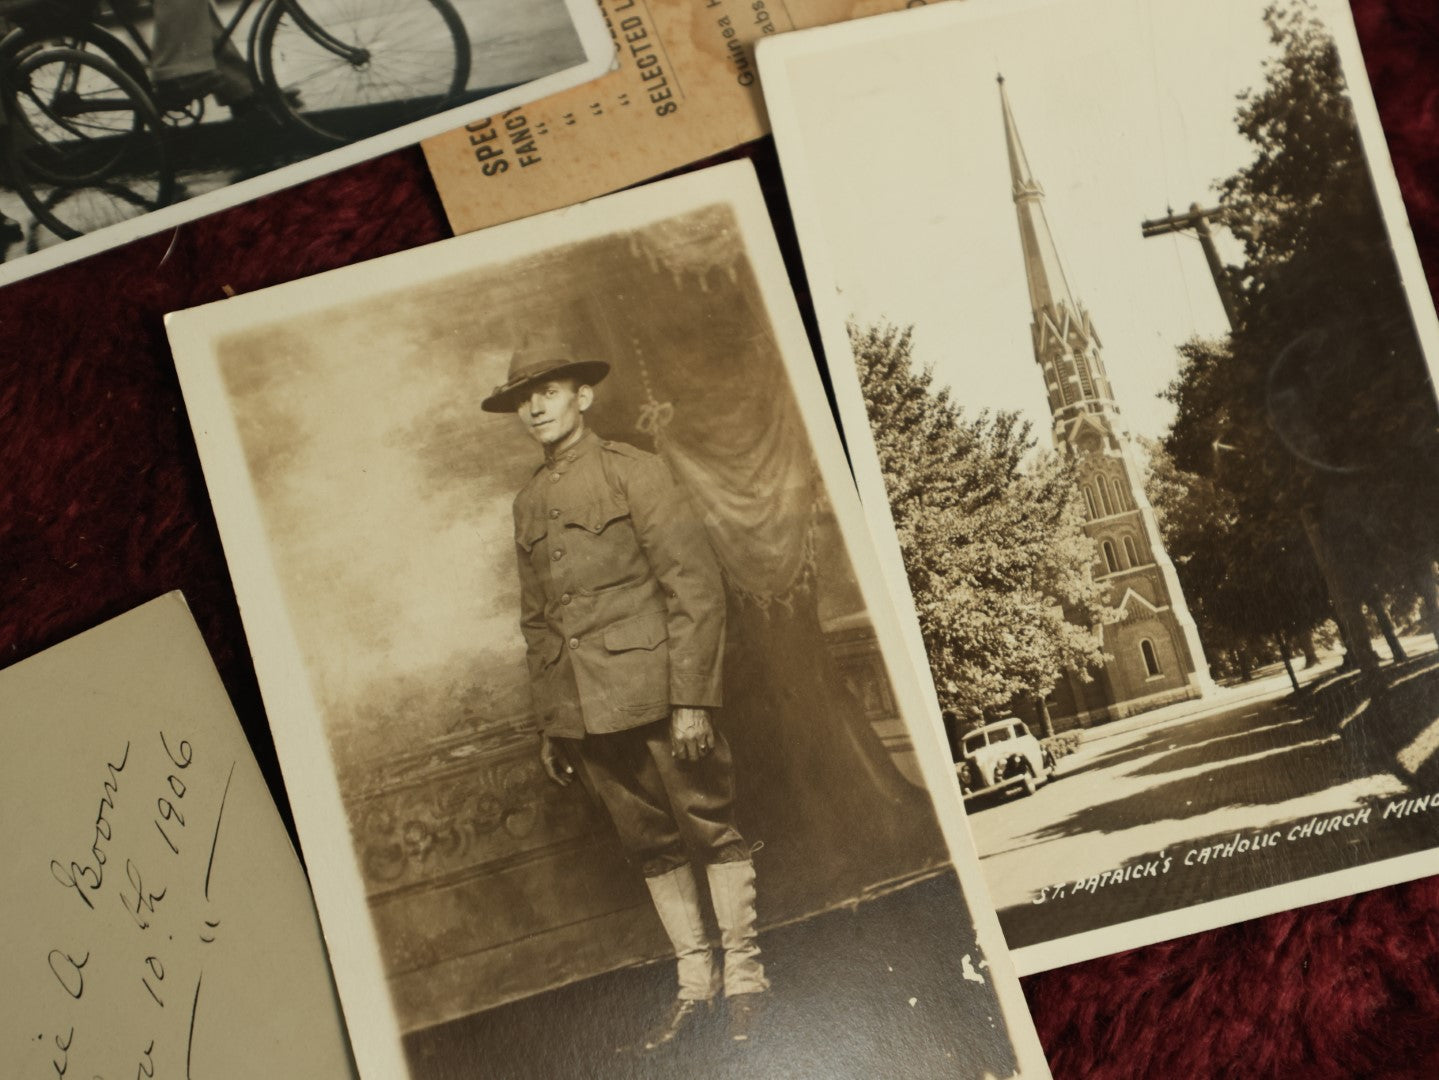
[
  {"x1": 7, "y1": 47, "x2": 173, "y2": 241},
  {"x1": 0, "y1": 20, "x2": 148, "y2": 89},
  {"x1": 1, "y1": 24, "x2": 153, "y2": 187},
  {"x1": 254, "y1": 0, "x2": 471, "y2": 145}
]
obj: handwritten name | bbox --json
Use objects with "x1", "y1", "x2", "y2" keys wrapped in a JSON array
[
  {"x1": 49, "y1": 742, "x2": 130, "y2": 910},
  {"x1": 41, "y1": 730, "x2": 204, "y2": 1080}
]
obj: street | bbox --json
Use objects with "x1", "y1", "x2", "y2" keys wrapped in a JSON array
[{"x1": 970, "y1": 636, "x2": 1439, "y2": 950}]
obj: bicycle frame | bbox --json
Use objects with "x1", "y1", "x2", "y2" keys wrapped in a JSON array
[{"x1": 236, "y1": 0, "x2": 370, "y2": 70}]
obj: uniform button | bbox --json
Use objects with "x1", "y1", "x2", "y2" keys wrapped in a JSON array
[
  {"x1": 549, "y1": 508, "x2": 560, "y2": 519},
  {"x1": 568, "y1": 637, "x2": 579, "y2": 649},
  {"x1": 552, "y1": 548, "x2": 564, "y2": 561},
  {"x1": 549, "y1": 473, "x2": 561, "y2": 483},
  {"x1": 560, "y1": 593, "x2": 572, "y2": 605}
]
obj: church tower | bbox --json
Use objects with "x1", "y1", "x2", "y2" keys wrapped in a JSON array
[{"x1": 998, "y1": 77, "x2": 1212, "y2": 724}]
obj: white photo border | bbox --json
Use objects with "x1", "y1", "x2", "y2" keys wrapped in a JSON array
[
  {"x1": 758, "y1": 0, "x2": 1439, "y2": 975},
  {"x1": 165, "y1": 158, "x2": 1052, "y2": 1077},
  {"x1": 0, "y1": 0, "x2": 614, "y2": 288}
]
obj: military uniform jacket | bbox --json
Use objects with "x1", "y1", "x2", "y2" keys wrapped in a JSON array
[{"x1": 513, "y1": 428, "x2": 726, "y2": 738}]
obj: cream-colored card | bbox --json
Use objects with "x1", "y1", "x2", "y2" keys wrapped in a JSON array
[
  {"x1": 2, "y1": 593, "x2": 354, "y2": 1078},
  {"x1": 422, "y1": 0, "x2": 941, "y2": 234}
]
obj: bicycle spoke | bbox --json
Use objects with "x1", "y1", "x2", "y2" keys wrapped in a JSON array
[
  {"x1": 10, "y1": 46, "x2": 169, "y2": 213},
  {"x1": 260, "y1": 0, "x2": 469, "y2": 140}
]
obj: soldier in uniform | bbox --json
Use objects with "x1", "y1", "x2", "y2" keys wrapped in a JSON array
[{"x1": 482, "y1": 342, "x2": 769, "y2": 1049}]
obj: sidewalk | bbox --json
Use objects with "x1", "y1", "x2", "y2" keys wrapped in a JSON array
[{"x1": 1074, "y1": 634, "x2": 1437, "y2": 753}]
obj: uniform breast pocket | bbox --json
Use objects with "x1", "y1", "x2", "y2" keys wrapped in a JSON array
[
  {"x1": 565, "y1": 495, "x2": 631, "y2": 537},
  {"x1": 563, "y1": 497, "x2": 647, "y2": 585},
  {"x1": 516, "y1": 515, "x2": 548, "y2": 557},
  {"x1": 602, "y1": 610, "x2": 670, "y2": 713}
]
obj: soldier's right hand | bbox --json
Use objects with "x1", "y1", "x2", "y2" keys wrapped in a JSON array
[{"x1": 539, "y1": 733, "x2": 575, "y2": 785}]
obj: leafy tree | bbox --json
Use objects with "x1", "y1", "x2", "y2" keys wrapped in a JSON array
[
  {"x1": 1142, "y1": 430, "x2": 1327, "y2": 676},
  {"x1": 849, "y1": 322, "x2": 1113, "y2": 722},
  {"x1": 1163, "y1": 1, "x2": 1439, "y2": 661},
  {"x1": 1223, "y1": 3, "x2": 1439, "y2": 492}
]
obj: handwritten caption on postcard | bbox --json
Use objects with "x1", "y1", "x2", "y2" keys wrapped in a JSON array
[
  {"x1": 1028, "y1": 799, "x2": 1434, "y2": 905},
  {"x1": 40, "y1": 729, "x2": 235, "y2": 1080}
]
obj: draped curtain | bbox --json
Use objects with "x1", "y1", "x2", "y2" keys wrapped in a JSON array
[{"x1": 562, "y1": 208, "x2": 951, "y2": 917}]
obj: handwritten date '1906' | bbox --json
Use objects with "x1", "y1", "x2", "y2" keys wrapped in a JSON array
[{"x1": 40, "y1": 728, "x2": 226, "y2": 1080}]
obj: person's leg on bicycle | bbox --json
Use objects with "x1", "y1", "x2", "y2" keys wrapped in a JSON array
[{"x1": 151, "y1": 0, "x2": 255, "y2": 108}]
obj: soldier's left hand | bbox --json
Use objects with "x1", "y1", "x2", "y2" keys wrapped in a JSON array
[{"x1": 670, "y1": 707, "x2": 715, "y2": 761}]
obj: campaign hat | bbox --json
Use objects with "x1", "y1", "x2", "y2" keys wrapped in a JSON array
[{"x1": 480, "y1": 341, "x2": 610, "y2": 413}]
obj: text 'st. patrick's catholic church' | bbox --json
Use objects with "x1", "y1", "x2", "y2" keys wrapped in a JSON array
[{"x1": 998, "y1": 77, "x2": 1212, "y2": 727}]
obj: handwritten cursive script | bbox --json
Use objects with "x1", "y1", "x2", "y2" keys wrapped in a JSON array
[
  {"x1": 39, "y1": 729, "x2": 229, "y2": 1080},
  {"x1": 49, "y1": 742, "x2": 129, "y2": 911}
]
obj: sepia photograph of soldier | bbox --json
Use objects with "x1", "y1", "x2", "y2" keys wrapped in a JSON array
[
  {"x1": 481, "y1": 342, "x2": 768, "y2": 1049},
  {"x1": 168, "y1": 165, "x2": 1050, "y2": 1078}
]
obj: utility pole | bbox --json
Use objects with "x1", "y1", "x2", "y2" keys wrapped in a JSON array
[
  {"x1": 1140, "y1": 203, "x2": 1241, "y2": 329},
  {"x1": 1140, "y1": 200, "x2": 1383, "y2": 683}
]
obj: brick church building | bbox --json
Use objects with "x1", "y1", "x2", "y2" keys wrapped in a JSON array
[{"x1": 998, "y1": 77, "x2": 1212, "y2": 730}]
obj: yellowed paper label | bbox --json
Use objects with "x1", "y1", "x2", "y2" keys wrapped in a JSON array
[{"x1": 423, "y1": 0, "x2": 938, "y2": 234}]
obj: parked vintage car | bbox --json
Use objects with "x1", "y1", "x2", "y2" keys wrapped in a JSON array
[{"x1": 956, "y1": 717, "x2": 1057, "y2": 801}]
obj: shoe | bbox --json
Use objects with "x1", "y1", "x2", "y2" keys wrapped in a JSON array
[
  {"x1": 153, "y1": 71, "x2": 225, "y2": 110},
  {"x1": 228, "y1": 90, "x2": 304, "y2": 131},
  {"x1": 0, "y1": 214, "x2": 22, "y2": 247},
  {"x1": 641, "y1": 996, "x2": 713, "y2": 1051},
  {"x1": 725, "y1": 992, "x2": 766, "y2": 1043}
]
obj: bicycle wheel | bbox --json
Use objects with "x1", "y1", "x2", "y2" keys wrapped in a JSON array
[
  {"x1": 254, "y1": 0, "x2": 471, "y2": 145},
  {"x1": 1, "y1": 22, "x2": 154, "y2": 185},
  {"x1": 6, "y1": 47, "x2": 173, "y2": 240}
]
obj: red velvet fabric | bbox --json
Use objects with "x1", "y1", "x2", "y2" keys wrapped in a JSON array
[{"x1": 1, "y1": 1, "x2": 1436, "y2": 1075}]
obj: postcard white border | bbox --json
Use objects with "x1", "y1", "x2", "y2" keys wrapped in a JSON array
[
  {"x1": 758, "y1": 0, "x2": 1439, "y2": 976},
  {"x1": 167, "y1": 159, "x2": 1052, "y2": 1077},
  {"x1": 0, "y1": 0, "x2": 613, "y2": 288}
]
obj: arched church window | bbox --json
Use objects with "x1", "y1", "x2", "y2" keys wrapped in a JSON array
[
  {"x1": 1075, "y1": 352, "x2": 1095, "y2": 397},
  {"x1": 1141, "y1": 639, "x2": 1162, "y2": 677},
  {"x1": 1123, "y1": 535, "x2": 1139, "y2": 567},
  {"x1": 1102, "y1": 540, "x2": 1119, "y2": 574},
  {"x1": 1098, "y1": 480, "x2": 1114, "y2": 516},
  {"x1": 1083, "y1": 486, "x2": 1098, "y2": 519},
  {"x1": 1109, "y1": 477, "x2": 1126, "y2": 511}
]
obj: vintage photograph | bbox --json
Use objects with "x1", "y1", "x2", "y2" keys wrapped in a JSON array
[
  {"x1": 166, "y1": 163, "x2": 1050, "y2": 1077},
  {"x1": 762, "y1": 0, "x2": 1439, "y2": 971},
  {"x1": 0, "y1": 0, "x2": 610, "y2": 284},
  {"x1": 421, "y1": 0, "x2": 949, "y2": 239}
]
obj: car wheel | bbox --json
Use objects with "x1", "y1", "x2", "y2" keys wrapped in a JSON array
[
  {"x1": 957, "y1": 761, "x2": 974, "y2": 795},
  {"x1": 1042, "y1": 747, "x2": 1058, "y2": 779}
]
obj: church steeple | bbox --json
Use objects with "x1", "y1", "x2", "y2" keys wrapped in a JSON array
[
  {"x1": 998, "y1": 76, "x2": 1117, "y2": 430},
  {"x1": 998, "y1": 74, "x2": 1078, "y2": 321},
  {"x1": 993, "y1": 76, "x2": 1214, "y2": 723}
]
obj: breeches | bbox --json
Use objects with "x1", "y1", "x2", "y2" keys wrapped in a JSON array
[
  {"x1": 568, "y1": 720, "x2": 747, "y2": 878},
  {"x1": 151, "y1": 0, "x2": 249, "y2": 99}
]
